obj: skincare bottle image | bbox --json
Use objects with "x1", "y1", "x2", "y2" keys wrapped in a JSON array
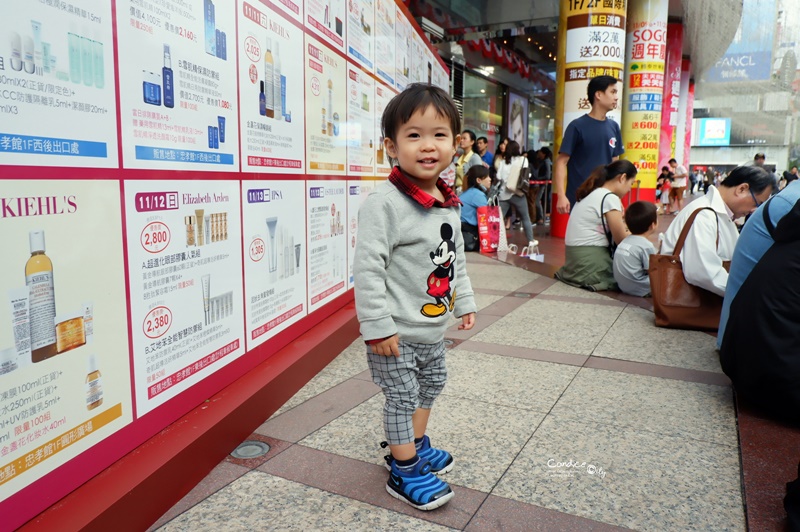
[
  {"x1": 259, "y1": 81, "x2": 266, "y2": 116},
  {"x1": 86, "y1": 354, "x2": 104, "y2": 410},
  {"x1": 23, "y1": 36, "x2": 35, "y2": 74},
  {"x1": 42, "y1": 42, "x2": 52, "y2": 73},
  {"x1": 208, "y1": 126, "x2": 214, "y2": 148},
  {"x1": 295, "y1": 243, "x2": 302, "y2": 270},
  {"x1": 211, "y1": 214, "x2": 217, "y2": 243},
  {"x1": 8, "y1": 287, "x2": 31, "y2": 368},
  {"x1": 204, "y1": 0, "x2": 216, "y2": 57},
  {"x1": 26, "y1": 230, "x2": 57, "y2": 363},
  {"x1": 327, "y1": 78, "x2": 333, "y2": 135},
  {"x1": 31, "y1": 20, "x2": 42, "y2": 69},
  {"x1": 221, "y1": 31, "x2": 227, "y2": 60},
  {"x1": 273, "y1": 41, "x2": 283, "y2": 120},
  {"x1": 82, "y1": 301, "x2": 94, "y2": 344},
  {"x1": 195, "y1": 209, "x2": 205, "y2": 245},
  {"x1": 201, "y1": 275, "x2": 211, "y2": 325},
  {"x1": 216, "y1": 29, "x2": 222, "y2": 59},
  {"x1": 54, "y1": 312, "x2": 86, "y2": 354},
  {"x1": 92, "y1": 40, "x2": 104, "y2": 88},
  {"x1": 0, "y1": 348, "x2": 18, "y2": 376},
  {"x1": 186, "y1": 216, "x2": 196, "y2": 246},
  {"x1": 212, "y1": 126, "x2": 220, "y2": 149},
  {"x1": 205, "y1": 215, "x2": 211, "y2": 244},
  {"x1": 143, "y1": 71, "x2": 162, "y2": 106},
  {"x1": 321, "y1": 107, "x2": 327, "y2": 134},
  {"x1": 163, "y1": 44, "x2": 174, "y2": 108},
  {"x1": 68, "y1": 32, "x2": 82, "y2": 83},
  {"x1": 266, "y1": 217, "x2": 278, "y2": 274},
  {"x1": 264, "y1": 38, "x2": 274, "y2": 118},
  {"x1": 218, "y1": 116, "x2": 226, "y2": 143},
  {"x1": 9, "y1": 32, "x2": 23, "y2": 71},
  {"x1": 222, "y1": 212, "x2": 228, "y2": 240},
  {"x1": 81, "y1": 36, "x2": 94, "y2": 87}
]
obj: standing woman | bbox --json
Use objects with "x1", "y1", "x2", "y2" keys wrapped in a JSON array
[
  {"x1": 491, "y1": 137, "x2": 509, "y2": 179},
  {"x1": 454, "y1": 129, "x2": 483, "y2": 192},
  {"x1": 555, "y1": 160, "x2": 638, "y2": 291},
  {"x1": 532, "y1": 147, "x2": 552, "y2": 224},
  {"x1": 497, "y1": 140, "x2": 536, "y2": 249}
]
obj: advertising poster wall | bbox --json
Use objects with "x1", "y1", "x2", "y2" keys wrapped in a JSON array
[
  {"x1": 242, "y1": 180, "x2": 308, "y2": 350},
  {"x1": 375, "y1": 83, "x2": 396, "y2": 176},
  {"x1": 0, "y1": 1, "x2": 118, "y2": 168},
  {"x1": 305, "y1": 34, "x2": 347, "y2": 175},
  {"x1": 305, "y1": 0, "x2": 345, "y2": 52},
  {"x1": 238, "y1": 0, "x2": 306, "y2": 173},
  {"x1": 346, "y1": 0, "x2": 375, "y2": 71},
  {"x1": 410, "y1": 31, "x2": 426, "y2": 84},
  {"x1": 124, "y1": 180, "x2": 245, "y2": 415},
  {"x1": 347, "y1": 179, "x2": 379, "y2": 289},
  {"x1": 269, "y1": 0, "x2": 304, "y2": 24},
  {"x1": 394, "y1": 9, "x2": 411, "y2": 91},
  {"x1": 620, "y1": 0, "x2": 668, "y2": 192},
  {"x1": 0, "y1": 179, "x2": 132, "y2": 498},
  {"x1": 374, "y1": 0, "x2": 396, "y2": 87},
  {"x1": 658, "y1": 23, "x2": 683, "y2": 170},
  {"x1": 307, "y1": 181, "x2": 348, "y2": 312},
  {"x1": 431, "y1": 60, "x2": 449, "y2": 93},
  {"x1": 506, "y1": 92, "x2": 529, "y2": 149},
  {"x1": 347, "y1": 67, "x2": 376, "y2": 175},
  {"x1": 117, "y1": 0, "x2": 239, "y2": 171}
]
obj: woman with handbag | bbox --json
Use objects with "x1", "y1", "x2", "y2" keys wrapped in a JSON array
[
  {"x1": 555, "y1": 160, "x2": 637, "y2": 291},
  {"x1": 459, "y1": 166, "x2": 492, "y2": 251},
  {"x1": 497, "y1": 140, "x2": 536, "y2": 249},
  {"x1": 659, "y1": 165, "x2": 773, "y2": 299}
]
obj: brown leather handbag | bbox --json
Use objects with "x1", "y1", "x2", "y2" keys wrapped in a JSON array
[{"x1": 648, "y1": 207, "x2": 731, "y2": 331}]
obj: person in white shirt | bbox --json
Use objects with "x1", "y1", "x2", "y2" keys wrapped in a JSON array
[
  {"x1": 668, "y1": 158, "x2": 688, "y2": 213},
  {"x1": 556, "y1": 160, "x2": 637, "y2": 291},
  {"x1": 497, "y1": 140, "x2": 536, "y2": 248},
  {"x1": 660, "y1": 165, "x2": 774, "y2": 297}
]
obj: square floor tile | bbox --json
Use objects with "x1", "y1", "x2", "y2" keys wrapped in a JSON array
[
  {"x1": 465, "y1": 262, "x2": 541, "y2": 292},
  {"x1": 156, "y1": 471, "x2": 452, "y2": 531},
  {"x1": 540, "y1": 281, "x2": 618, "y2": 301},
  {"x1": 444, "y1": 348, "x2": 579, "y2": 413},
  {"x1": 551, "y1": 368, "x2": 737, "y2": 445},
  {"x1": 473, "y1": 292, "x2": 505, "y2": 312},
  {"x1": 471, "y1": 299, "x2": 624, "y2": 355},
  {"x1": 493, "y1": 415, "x2": 745, "y2": 531},
  {"x1": 298, "y1": 394, "x2": 545, "y2": 493},
  {"x1": 593, "y1": 306, "x2": 723, "y2": 373}
]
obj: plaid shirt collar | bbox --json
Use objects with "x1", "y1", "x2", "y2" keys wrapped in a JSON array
[{"x1": 389, "y1": 166, "x2": 461, "y2": 209}]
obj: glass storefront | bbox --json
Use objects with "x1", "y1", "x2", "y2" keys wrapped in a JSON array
[{"x1": 462, "y1": 71, "x2": 504, "y2": 155}]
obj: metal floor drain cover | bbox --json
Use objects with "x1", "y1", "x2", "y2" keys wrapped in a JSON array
[
  {"x1": 231, "y1": 440, "x2": 270, "y2": 459},
  {"x1": 513, "y1": 292, "x2": 531, "y2": 298}
]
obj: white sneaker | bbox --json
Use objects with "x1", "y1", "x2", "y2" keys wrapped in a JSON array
[{"x1": 528, "y1": 240, "x2": 539, "y2": 248}]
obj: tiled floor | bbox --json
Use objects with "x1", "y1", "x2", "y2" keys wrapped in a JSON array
[{"x1": 150, "y1": 198, "x2": 794, "y2": 531}]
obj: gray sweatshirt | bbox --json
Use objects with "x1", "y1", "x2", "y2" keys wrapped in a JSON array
[{"x1": 354, "y1": 180, "x2": 477, "y2": 344}]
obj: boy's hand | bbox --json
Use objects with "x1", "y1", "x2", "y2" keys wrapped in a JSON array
[
  {"x1": 371, "y1": 335, "x2": 400, "y2": 357},
  {"x1": 458, "y1": 313, "x2": 476, "y2": 330}
]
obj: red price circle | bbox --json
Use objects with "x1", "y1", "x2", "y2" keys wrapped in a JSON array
[
  {"x1": 311, "y1": 77, "x2": 321, "y2": 96},
  {"x1": 143, "y1": 306, "x2": 173, "y2": 339},
  {"x1": 249, "y1": 64, "x2": 258, "y2": 84},
  {"x1": 244, "y1": 36, "x2": 261, "y2": 62},
  {"x1": 140, "y1": 221, "x2": 171, "y2": 254},
  {"x1": 250, "y1": 237, "x2": 266, "y2": 262}
]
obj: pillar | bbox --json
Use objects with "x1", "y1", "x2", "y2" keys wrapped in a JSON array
[
  {"x1": 619, "y1": 0, "x2": 670, "y2": 203},
  {"x1": 552, "y1": 0, "x2": 627, "y2": 238},
  {"x1": 680, "y1": 60, "x2": 694, "y2": 173},
  {"x1": 657, "y1": 22, "x2": 683, "y2": 171}
]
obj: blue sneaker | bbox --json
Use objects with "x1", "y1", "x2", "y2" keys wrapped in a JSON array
[
  {"x1": 381, "y1": 436, "x2": 454, "y2": 475},
  {"x1": 386, "y1": 458, "x2": 454, "y2": 511}
]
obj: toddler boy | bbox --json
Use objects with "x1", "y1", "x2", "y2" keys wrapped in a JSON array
[{"x1": 613, "y1": 201, "x2": 657, "y2": 296}]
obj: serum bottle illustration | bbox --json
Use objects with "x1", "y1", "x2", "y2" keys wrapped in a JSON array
[
  {"x1": 86, "y1": 354, "x2": 104, "y2": 410},
  {"x1": 259, "y1": 80, "x2": 266, "y2": 116},
  {"x1": 143, "y1": 70, "x2": 162, "y2": 106},
  {"x1": 92, "y1": 39, "x2": 104, "y2": 88},
  {"x1": 68, "y1": 31, "x2": 82, "y2": 83},
  {"x1": 204, "y1": 0, "x2": 216, "y2": 57},
  {"x1": 327, "y1": 78, "x2": 333, "y2": 136},
  {"x1": 81, "y1": 36, "x2": 94, "y2": 87},
  {"x1": 264, "y1": 37, "x2": 274, "y2": 118},
  {"x1": 163, "y1": 44, "x2": 174, "y2": 108},
  {"x1": 26, "y1": 230, "x2": 57, "y2": 363},
  {"x1": 273, "y1": 41, "x2": 283, "y2": 120}
]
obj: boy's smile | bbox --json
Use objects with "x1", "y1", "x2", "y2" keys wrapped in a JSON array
[{"x1": 384, "y1": 105, "x2": 459, "y2": 193}]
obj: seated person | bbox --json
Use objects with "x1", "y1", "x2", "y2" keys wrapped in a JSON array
[
  {"x1": 555, "y1": 160, "x2": 637, "y2": 291},
  {"x1": 613, "y1": 201, "x2": 657, "y2": 296},
  {"x1": 459, "y1": 166, "x2": 491, "y2": 251},
  {"x1": 720, "y1": 197, "x2": 800, "y2": 424}
]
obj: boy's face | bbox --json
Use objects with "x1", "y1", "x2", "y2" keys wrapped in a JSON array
[
  {"x1": 594, "y1": 84, "x2": 619, "y2": 112},
  {"x1": 384, "y1": 105, "x2": 458, "y2": 184}
]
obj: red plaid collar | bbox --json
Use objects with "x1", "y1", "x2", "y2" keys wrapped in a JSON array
[{"x1": 389, "y1": 166, "x2": 461, "y2": 209}]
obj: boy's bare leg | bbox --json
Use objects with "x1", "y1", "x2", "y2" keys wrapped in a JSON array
[{"x1": 388, "y1": 408, "x2": 431, "y2": 460}]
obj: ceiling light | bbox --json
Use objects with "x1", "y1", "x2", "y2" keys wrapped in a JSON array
[
  {"x1": 539, "y1": 46, "x2": 543, "y2": 50},
  {"x1": 480, "y1": 89, "x2": 485, "y2": 93},
  {"x1": 527, "y1": 37, "x2": 531, "y2": 42},
  {"x1": 503, "y1": 40, "x2": 507, "y2": 44}
]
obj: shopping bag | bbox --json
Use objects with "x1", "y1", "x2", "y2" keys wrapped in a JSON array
[{"x1": 477, "y1": 202, "x2": 502, "y2": 254}]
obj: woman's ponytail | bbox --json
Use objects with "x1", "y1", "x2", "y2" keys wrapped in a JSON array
[{"x1": 575, "y1": 159, "x2": 638, "y2": 202}]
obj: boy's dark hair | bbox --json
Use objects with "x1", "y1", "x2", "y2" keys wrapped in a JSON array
[
  {"x1": 624, "y1": 201, "x2": 658, "y2": 235},
  {"x1": 587, "y1": 75, "x2": 619, "y2": 105},
  {"x1": 464, "y1": 165, "x2": 490, "y2": 191},
  {"x1": 381, "y1": 83, "x2": 461, "y2": 142},
  {"x1": 661, "y1": 165, "x2": 670, "y2": 173},
  {"x1": 477, "y1": 136, "x2": 488, "y2": 144}
]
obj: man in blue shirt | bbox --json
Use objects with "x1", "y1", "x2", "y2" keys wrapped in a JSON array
[
  {"x1": 476, "y1": 136, "x2": 493, "y2": 167},
  {"x1": 718, "y1": 179, "x2": 800, "y2": 347},
  {"x1": 553, "y1": 75, "x2": 624, "y2": 213}
]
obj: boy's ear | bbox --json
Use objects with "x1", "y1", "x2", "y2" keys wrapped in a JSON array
[{"x1": 384, "y1": 137, "x2": 398, "y2": 159}]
